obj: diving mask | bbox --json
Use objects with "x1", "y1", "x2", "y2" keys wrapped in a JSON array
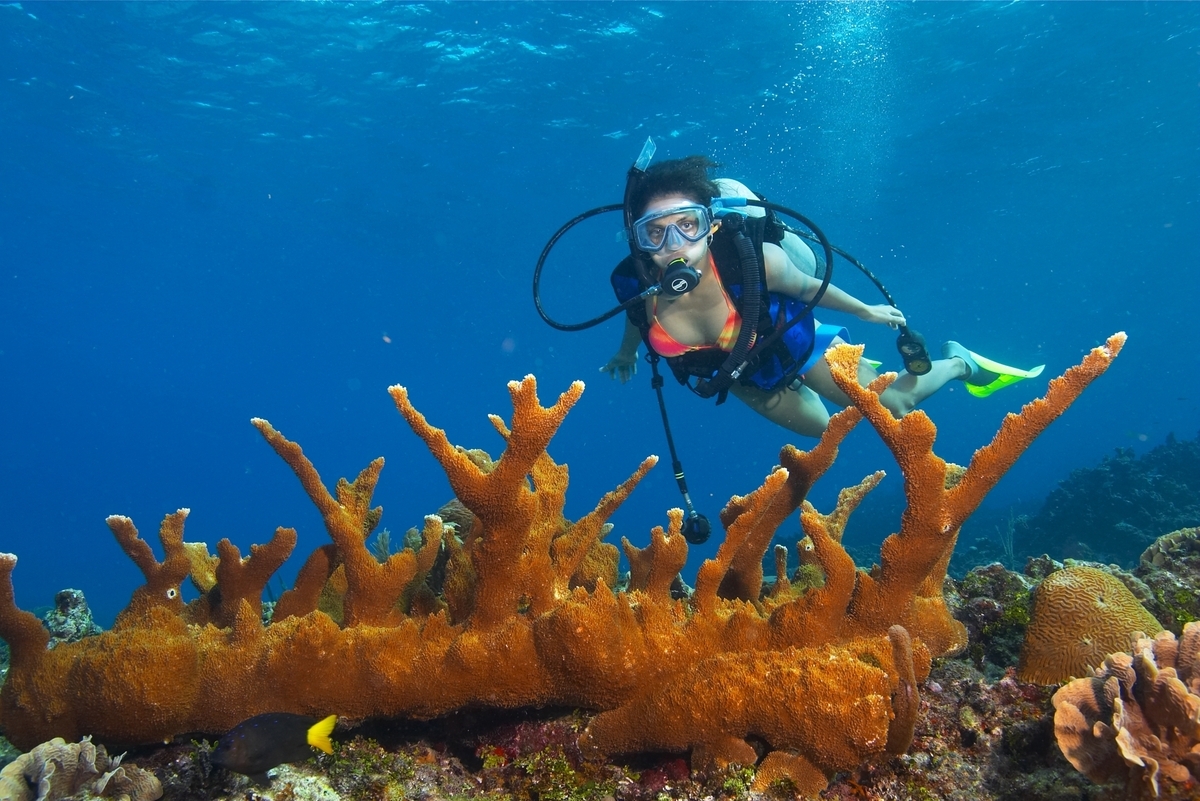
[{"x1": 631, "y1": 203, "x2": 715, "y2": 253}]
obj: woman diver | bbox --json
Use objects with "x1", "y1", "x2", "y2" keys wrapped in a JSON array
[{"x1": 601, "y1": 156, "x2": 1035, "y2": 438}]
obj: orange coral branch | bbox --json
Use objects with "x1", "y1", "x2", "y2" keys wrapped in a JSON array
[
  {"x1": 210, "y1": 527, "x2": 298, "y2": 628},
  {"x1": 521, "y1": 449, "x2": 568, "y2": 617},
  {"x1": 0, "y1": 554, "x2": 49, "y2": 673},
  {"x1": 182, "y1": 542, "x2": 218, "y2": 593},
  {"x1": 624, "y1": 508, "x2": 689, "y2": 600},
  {"x1": 769, "y1": 545, "x2": 790, "y2": 597},
  {"x1": 766, "y1": 500, "x2": 859, "y2": 649},
  {"x1": 947, "y1": 332, "x2": 1127, "y2": 528},
  {"x1": 884, "y1": 624, "x2": 919, "y2": 755},
  {"x1": 413, "y1": 515, "x2": 445, "y2": 578},
  {"x1": 761, "y1": 471, "x2": 883, "y2": 648},
  {"x1": 390, "y1": 376, "x2": 584, "y2": 628},
  {"x1": 820, "y1": 339, "x2": 1123, "y2": 652},
  {"x1": 716, "y1": 407, "x2": 861, "y2": 602},
  {"x1": 251, "y1": 418, "x2": 413, "y2": 627},
  {"x1": 551, "y1": 455, "x2": 658, "y2": 599},
  {"x1": 250, "y1": 420, "x2": 344, "y2": 522},
  {"x1": 823, "y1": 471, "x2": 885, "y2": 544},
  {"x1": 694, "y1": 468, "x2": 790, "y2": 617},
  {"x1": 273, "y1": 544, "x2": 337, "y2": 622},
  {"x1": 441, "y1": 525, "x2": 477, "y2": 625},
  {"x1": 106, "y1": 510, "x2": 191, "y2": 620},
  {"x1": 567, "y1": 532, "x2": 619, "y2": 593}
]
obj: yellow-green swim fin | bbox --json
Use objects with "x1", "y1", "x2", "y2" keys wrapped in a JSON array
[{"x1": 942, "y1": 341, "x2": 1045, "y2": 398}]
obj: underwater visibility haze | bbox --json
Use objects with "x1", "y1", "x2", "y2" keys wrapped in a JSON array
[{"x1": 0, "y1": 2, "x2": 1197, "y2": 626}]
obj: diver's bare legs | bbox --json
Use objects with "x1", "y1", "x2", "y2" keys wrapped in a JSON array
[
  {"x1": 799, "y1": 336, "x2": 969, "y2": 418},
  {"x1": 730, "y1": 337, "x2": 970, "y2": 437},
  {"x1": 796, "y1": 333, "x2": 964, "y2": 417},
  {"x1": 730, "y1": 381, "x2": 831, "y2": 438},
  {"x1": 876, "y1": 358, "x2": 970, "y2": 416}
]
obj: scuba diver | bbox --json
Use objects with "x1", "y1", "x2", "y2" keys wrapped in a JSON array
[
  {"x1": 534, "y1": 142, "x2": 1042, "y2": 543},
  {"x1": 600, "y1": 155, "x2": 1042, "y2": 438}
]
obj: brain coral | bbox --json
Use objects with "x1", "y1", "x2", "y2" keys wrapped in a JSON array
[
  {"x1": 1052, "y1": 623, "x2": 1200, "y2": 799},
  {"x1": 1019, "y1": 565, "x2": 1164, "y2": 684}
]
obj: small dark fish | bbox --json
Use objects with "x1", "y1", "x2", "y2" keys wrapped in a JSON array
[{"x1": 213, "y1": 712, "x2": 337, "y2": 784}]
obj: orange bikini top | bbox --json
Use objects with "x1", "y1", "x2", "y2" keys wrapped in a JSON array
[{"x1": 647, "y1": 255, "x2": 743, "y2": 358}]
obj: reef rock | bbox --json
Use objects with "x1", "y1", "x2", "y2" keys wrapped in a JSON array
[
  {"x1": 41, "y1": 590, "x2": 102, "y2": 649},
  {"x1": 1136, "y1": 527, "x2": 1200, "y2": 634}
]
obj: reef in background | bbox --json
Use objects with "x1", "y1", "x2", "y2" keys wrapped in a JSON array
[
  {"x1": 0, "y1": 337, "x2": 1124, "y2": 798},
  {"x1": 1014, "y1": 430, "x2": 1200, "y2": 567}
]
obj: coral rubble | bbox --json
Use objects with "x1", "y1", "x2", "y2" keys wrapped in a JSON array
[
  {"x1": 953, "y1": 561, "x2": 1037, "y2": 680},
  {"x1": 0, "y1": 335, "x2": 1125, "y2": 798}
]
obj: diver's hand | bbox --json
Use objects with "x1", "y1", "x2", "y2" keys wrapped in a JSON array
[
  {"x1": 858, "y1": 304, "x2": 906, "y2": 330},
  {"x1": 600, "y1": 351, "x2": 639, "y2": 383}
]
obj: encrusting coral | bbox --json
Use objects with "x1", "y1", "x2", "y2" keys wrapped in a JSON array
[
  {"x1": 1052, "y1": 622, "x2": 1200, "y2": 798},
  {"x1": 0, "y1": 334, "x2": 1125, "y2": 798}
]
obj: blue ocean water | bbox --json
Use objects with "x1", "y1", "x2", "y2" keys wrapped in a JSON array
[{"x1": 0, "y1": 2, "x2": 1196, "y2": 627}]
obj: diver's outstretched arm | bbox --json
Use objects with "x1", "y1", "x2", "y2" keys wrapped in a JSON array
[
  {"x1": 763, "y1": 244, "x2": 904, "y2": 329},
  {"x1": 600, "y1": 318, "x2": 642, "y2": 383}
]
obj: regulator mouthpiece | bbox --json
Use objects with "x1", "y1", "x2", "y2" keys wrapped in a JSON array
[{"x1": 662, "y1": 258, "x2": 701, "y2": 297}]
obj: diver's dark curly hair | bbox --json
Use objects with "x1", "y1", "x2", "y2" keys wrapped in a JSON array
[{"x1": 627, "y1": 155, "x2": 721, "y2": 218}]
